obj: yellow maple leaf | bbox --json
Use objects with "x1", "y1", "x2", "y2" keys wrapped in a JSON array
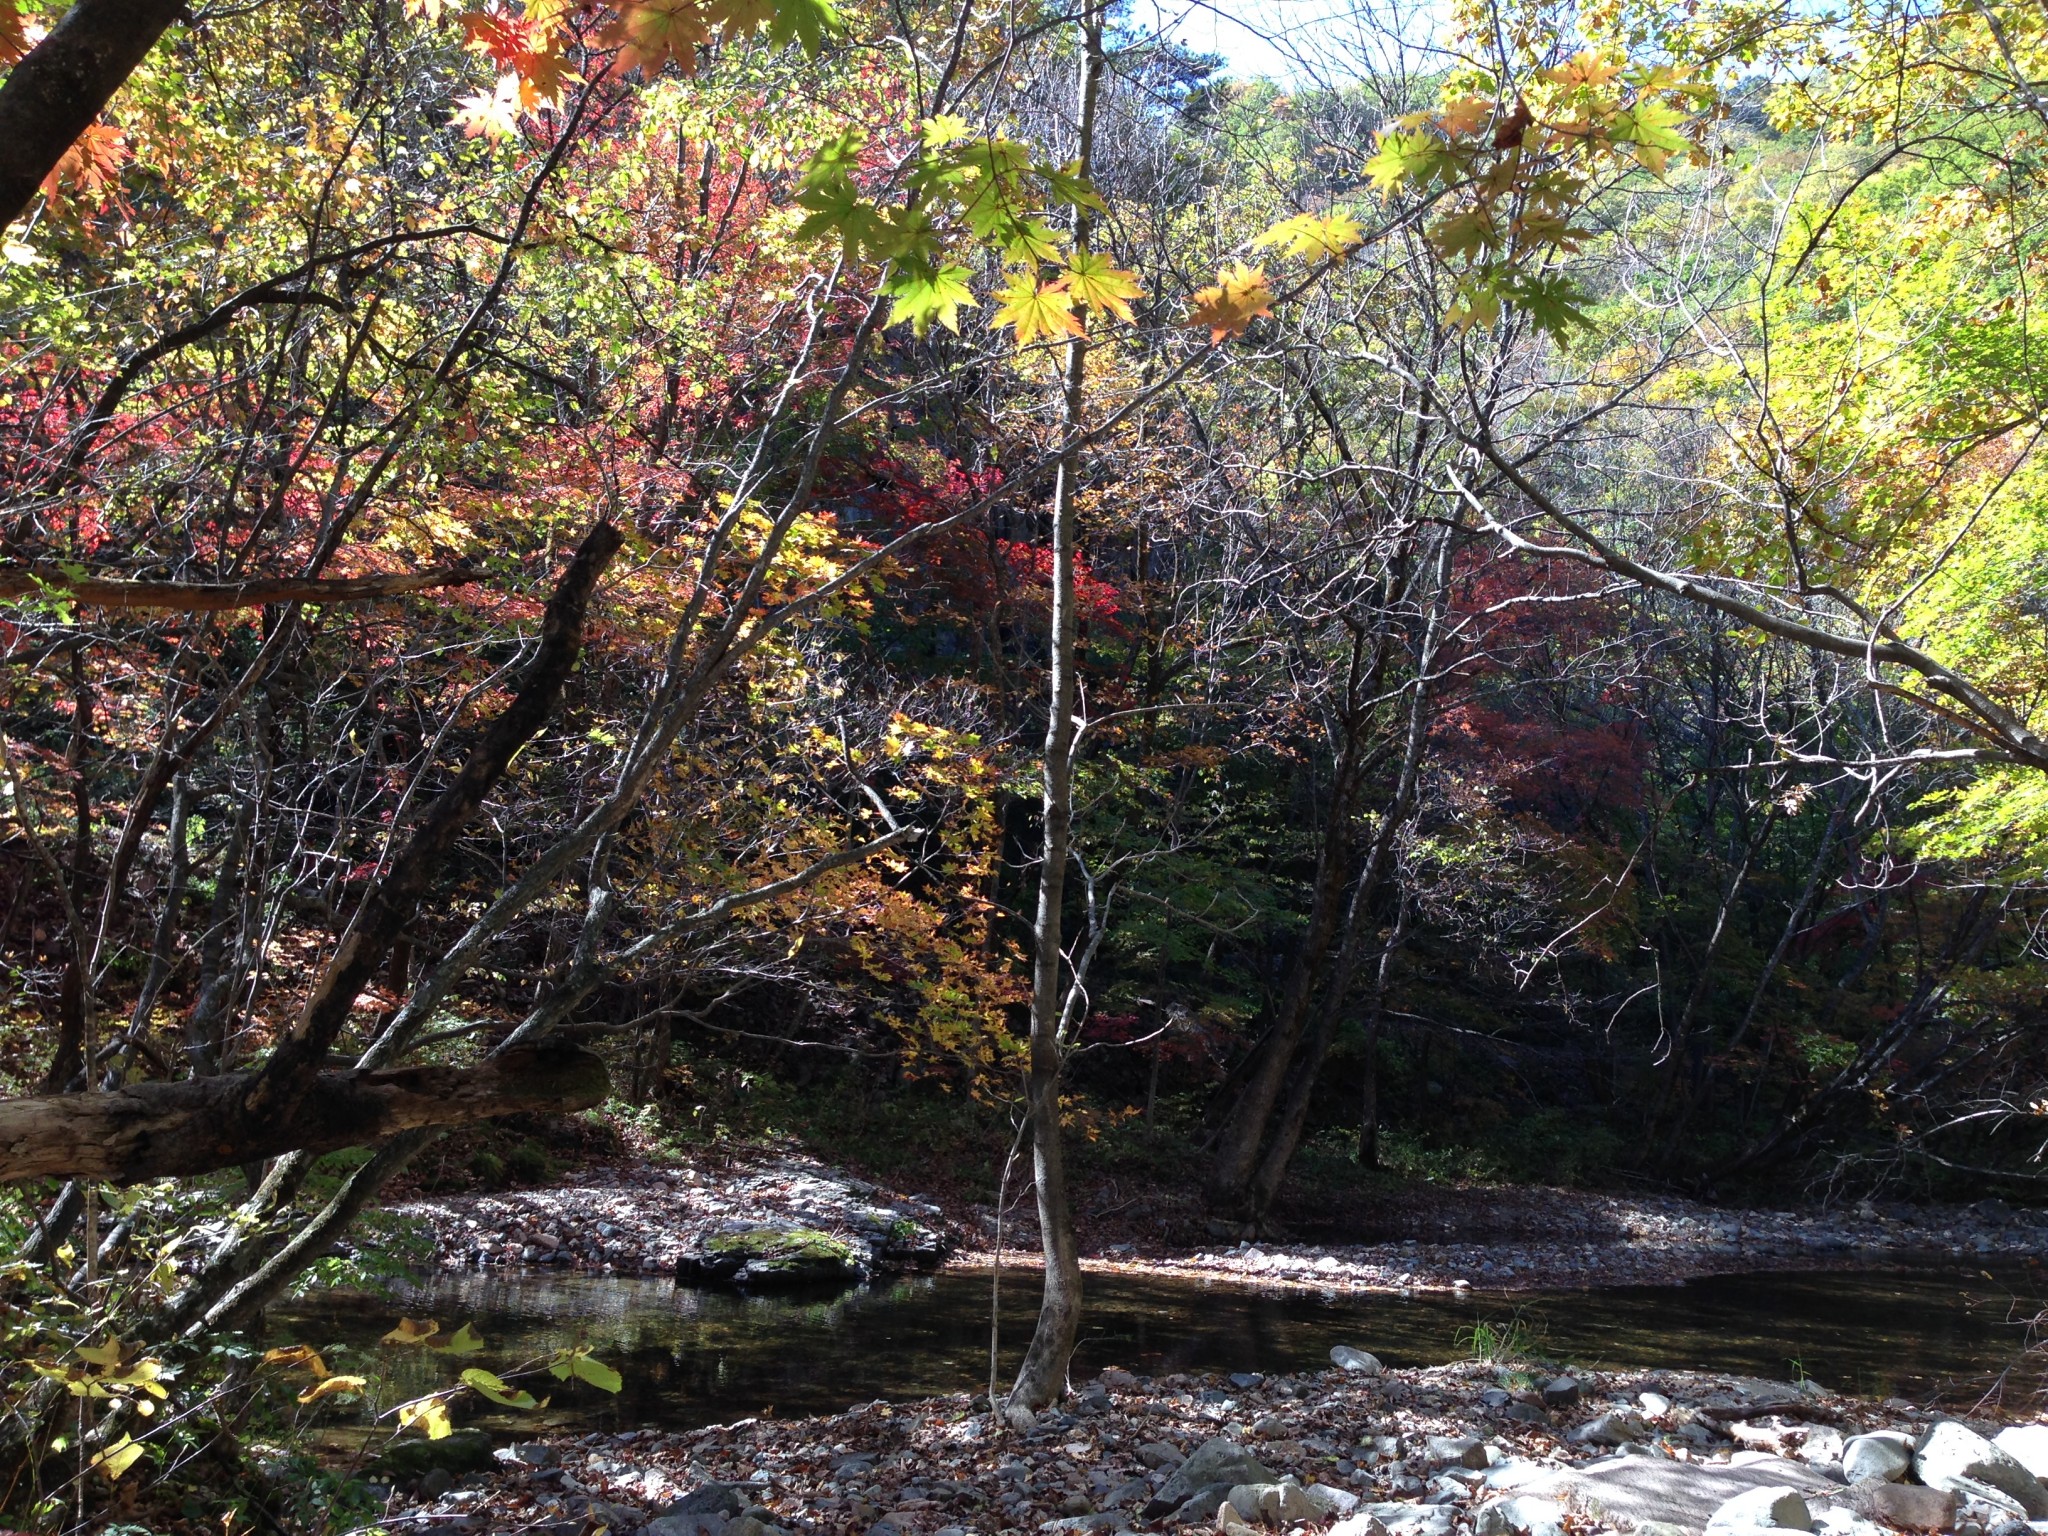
[
  {"x1": 453, "y1": 74, "x2": 523, "y2": 140},
  {"x1": 1436, "y1": 95, "x2": 1494, "y2": 137},
  {"x1": 1539, "y1": 49, "x2": 1624, "y2": 90},
  {"x1": 1251, "y1": 210, "x2": 1365, "y2": 263},
  {"x1": 381, "y1": 1317, "x2": 441, "y2": 1346},
  {"x1": 990, "y1": 271, "x2": 1085, "y2": 346},
  {"x1": 1186, "y1": 262, "x2": 1273, "y2": 342}
]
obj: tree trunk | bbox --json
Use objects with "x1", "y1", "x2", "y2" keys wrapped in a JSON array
[
  {"x1": 1007, "y1": 2, "x2": 1104, "y2": 1422},
  {"x1": 0, "y1": 1043, "x2": 609, "y2": 1184},
  {"x1": 0, "y1": 0, "x2": 190, "y2": 229},
  {"x1": 1241, "y1": 531, "x2": 1449, "y2": 1222}
]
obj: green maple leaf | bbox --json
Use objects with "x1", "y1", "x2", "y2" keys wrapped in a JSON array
[
  {"x1": 1364, "y1": 130, "x2": 1452, "y2": 195},
  {"x1": 885, "y1": 262, "x2": 975, "y2": 335},
  {"x1": 1503, "y1": 271, "x2": 1591, "y2": 337},
  {"x1": 765, "y1": 0, "x2": 840, "y2": 55},
  {"x1": 1062, "y1": 250, "x2": 1142, "y2": 321}
]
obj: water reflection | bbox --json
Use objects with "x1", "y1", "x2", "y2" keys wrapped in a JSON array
[{"x1": 271, "y1": 1262, "x2": 2044, "y2": 1435}]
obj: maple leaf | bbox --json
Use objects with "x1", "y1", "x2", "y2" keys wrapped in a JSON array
[
  {"x1": 702, "y1": 0, "x2": 774, "y2": 30},
  {"x1": 922, "y1": 114, "x2": 973, "y2": 147},
  {"x1": 454, "y1": 74, "x2": 523, "y2": 139},
  {"x1": 763, "y1": 0, "x2": 839, "y2": 55},
  {"x1": 606, "y1": 0, "x2": 711, "y2": 77},
  {"x1": 1435, "y1": 95, "x2": 1493, "y2": 138},
  {"x1": 1252, "y1": 209, "x2": 1365, "y2": 262},
  {"x1": 1538, "y1": 49, "x2": 1624, "y2": 90},
  {"x1": 1364, "y1": 129, "x2": 1450, "y2": 196},
  {"x1": 885, "y1": 262, "x2": 974, "y2": 335},
  {"x1": 1186, "y1": 261, "x2": 1272, "y2": 342},
  {"x1": 40, "y1": 122, "x2": 127, "y2": 215},
  {"x1": 1062, "y1": 250, "x2": 1142, "y2": 321},
  {"x1": 990, "y1": 270, "x2": 1084, "y2": 346},
  {"x1": 1429, "y1": 207, "x2": 1499, "y2": 263}
]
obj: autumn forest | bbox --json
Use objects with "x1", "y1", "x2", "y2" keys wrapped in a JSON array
[{"x1": 3, "y1": 0, "x2": 2048, "y2": 1525}]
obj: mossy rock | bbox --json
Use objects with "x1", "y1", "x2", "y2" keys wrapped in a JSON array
[
  {"x1": 677, "y1": 1225, "x2": 866, "y2": 1291},
  {"x1": 365, "y1": 1428, "x2": 496, "y2": 1483}
]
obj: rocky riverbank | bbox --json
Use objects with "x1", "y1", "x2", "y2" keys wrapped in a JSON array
[
  {"x1": 385, "y1": 1152, "x2": 958, "y2": 1284},
  {"x1": 365, "y1": 1347, "x2": 2048, "y2": 1536},
  {"x1": 382, "y1": 1147, "x2": 2046, "y2": 1297}
]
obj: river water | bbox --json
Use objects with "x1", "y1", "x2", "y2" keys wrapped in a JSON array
[{"x1": 273, "y1": 1262, "x2": 2044, "y2": 1434}]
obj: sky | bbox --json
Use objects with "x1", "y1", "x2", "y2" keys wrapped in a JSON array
[{"x1": 1128, "y1": 0, "x2": 1440, "y2": 88}]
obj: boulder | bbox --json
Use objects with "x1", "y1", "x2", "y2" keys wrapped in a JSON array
[
  {"x1": 1475, "y1": 1496, "x2": 1568, "y2": 1536},
  {"x1": 1144, "y1": 1439, "x2": 1276, "y2": 1518},
  {"x1": 1704, "y1": 1486, "x2": 1813, "y2": 1533},
  {"x1": 647, "y1": 1518, "x2": 729, "y2": 1536},
  {"x1": 1843, "y1": 1434, "x2": 1915, "y2": 1485},
  {"x1": 1991, "y1": 1427, "x2": 2048, "y2": 1482},
  {"x1": 1349, "y1": 1503, "x2": 1455, "y2": 1536},
  {"x1": 1102, "y1": 1477, "x2": 1151, "y2": 1509},
  {"x1": 1428, "y1": 1435, "x2": 1491, "y2": 1470},
  {"x1": 1914, "y1": 1422, "x2": 2048, "y2": 1519},
  {"x1": 1222, "y1": 1480, "x2": 1319, "y2": 1525},
  {"x1": 1139, "y1": 1442, "x2": 1188, "y2": 1470},
  {"x1": 1543, "y1": 1378, "x2": 1583, "y2": 1409},
  {"x1": 1796, "y1": 1429, "x2": 1846, "y2": 1470},
  {"x1": 1307, "y1": 1485, "x2": 1363, "y2": 1517},
  {"x1": 676, "y1": 1225, "x2": 866, "y2": 1290},
  {"x1": 1332, "y1": 1346, "x2": 1385, "y2": 1374},
  {"x1": 1512, "y1": 1452, "x2": 1839, "y2": 1532},
  {"x1": 665, "y1": 1485, "x2": 748, "y2": 1518},
  {"x1": 1840, "y1": 1480, "x2": 1957, "y2": 1533},
  {"x1": 1572, "y1": 1410, "x2": 1649, "y2": 1447}
]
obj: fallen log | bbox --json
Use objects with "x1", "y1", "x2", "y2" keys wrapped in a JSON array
[{"x1": 0, "y1": 1042, "x2": 608, "y2": 1184}]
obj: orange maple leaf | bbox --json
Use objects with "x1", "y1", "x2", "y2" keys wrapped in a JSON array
[
  {"x1": 1186, "y1": 261, "x2": 1272, "y2": 342},
  {"x1": 606, "y1": 0, "x2": 712, "y2": 77}
]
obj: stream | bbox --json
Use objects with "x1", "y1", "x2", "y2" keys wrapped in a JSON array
[{"x1": 272, "y1": 1261, "x2": 2046, "y2": 1435}]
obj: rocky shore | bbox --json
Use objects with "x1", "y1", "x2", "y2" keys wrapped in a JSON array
[
  {"x1": 383, "y1": 1148, "x2": 2045, "y2": 1296},
  {"x1": 367, "y1": 1349, "x2": 2048, "y2": 1536}
]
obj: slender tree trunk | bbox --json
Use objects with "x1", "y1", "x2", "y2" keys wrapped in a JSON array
[
  {"x1": 1007, "y1": 3, "x2": 1104, "y2": 1422},
  {"x1": 1243, "y1": 531, "x2": 1450, "y2": 1221},
  {"x1": 1205, "y1": 644, "x2": 1373, "y2": 1215}
]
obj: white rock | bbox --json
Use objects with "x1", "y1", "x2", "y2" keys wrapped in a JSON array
[
  {"x1": 1572, "y1": 1410, "x2": 1650, "y2": 1447},
  {"x1": 1306, "y1": 1485, "x2": 1363, "y2": 1517},
  {"x1": 1842, "y1": 1433, "x2": 1914, "y2": 1485},
  {"x1": 1641, "y1": 1393, "x2": 1675, "y2": 1417},
  {"x1": 1705, "y1": 1486, "x2": 1814, "y2": 1533},
  {"x1": 1796, "y1": 1428, "x2": 1846, "y2": 1470},
  {"x1": 1917, "y1": 1421, "x2": 2048, "y2": 1519},
  {"x1": 1224, "y1": 1479, "x2": 1319, "y2": 1525},
  {"x1": 1994, "y1": 1427, "x2": 2048, "y2": 1482},
  {"x1": 1332, "y1": 1346, "x2": 1384, "y2": 1374},
  {"x1": 1475, "y1": 1496, "x2": 1567, "y2": 1536}
]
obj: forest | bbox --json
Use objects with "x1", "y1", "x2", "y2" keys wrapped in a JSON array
[{"x1": 3, "y1": 0, "x2": 2048, "y2": 1527}]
